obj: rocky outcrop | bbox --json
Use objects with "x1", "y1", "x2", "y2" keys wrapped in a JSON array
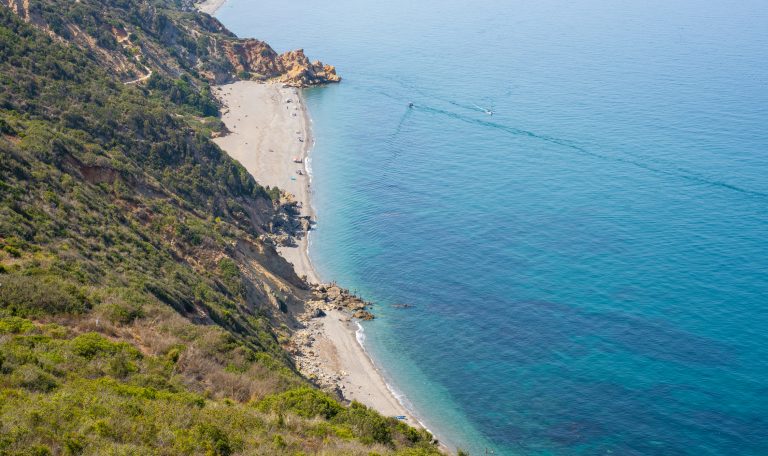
[
  {"x1": 222, "y1": 39, "x2": 283, "y2": 80},
  {"x1": 353, "y1": 310, "x2": 375, "y2": 320},
  {"x1": 308, "y1": 283, "x2": 373, "y2": 317},
  {"x1": 223, "y1": 39, "x2": 340, "y2": 87},
  {"x1": 289, "y1": 284, "x2": 374, "y2": 397},
  {"x1": 278, "y1": 49, "x2": 341, "y2": 87},
  {"x1": 2, "y1": 0, "x2": 339, "y2": 89}
]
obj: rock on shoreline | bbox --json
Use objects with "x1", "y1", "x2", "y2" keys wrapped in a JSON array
[
  {"x1": 289, "y1": 283, "x2": 375, "y2": 397},
  {"x1": 310, "y1": 283, "x2": 375, "y2": 319},
  {"x1": 221, "y1": 40, "x2": 341, "y2": 87}
]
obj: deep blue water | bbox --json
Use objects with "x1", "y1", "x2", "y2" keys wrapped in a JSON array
[{"x1": 216, "y1": 0, "x2": 768, "y2": 454}]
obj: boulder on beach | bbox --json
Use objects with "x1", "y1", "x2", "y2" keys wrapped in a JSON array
[{"x1": 353, "y1": 310, "x2": 374, "y2": 320}]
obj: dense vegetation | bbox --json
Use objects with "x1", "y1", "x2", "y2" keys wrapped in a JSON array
[
  {"x1": 0, "y1": 3, "x2": 440, "y2": 455},
  {"x1": 21, "y1": 0, "x2": 241, "y2": 84}
]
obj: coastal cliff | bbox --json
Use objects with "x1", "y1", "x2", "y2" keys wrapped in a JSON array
[
  {"x1": 0, "y1": 1, "x2": 438, "y2": 454},
  {"x1": 223, "y1": 39, "x2": 340, "y2": 86},
  {"x1": 0, "y1": 0, "x2": 340, "y2": 87}
]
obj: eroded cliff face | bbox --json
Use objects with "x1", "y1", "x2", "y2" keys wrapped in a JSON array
[
  {"x1": 2, "y1": 0, "x2": 27, "y2": 20},
  {"x1": 221, "y1": 39, "x2": 340, "y2": 86},
  {"x1": 1, "y1": 0, "x2": 340, "y2": 88}
]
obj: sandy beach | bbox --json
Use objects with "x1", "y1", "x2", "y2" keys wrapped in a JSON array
[
  {"x1": 212, "y1": 81, "x2": 318, "y2": 283},
  {"x1": 211, "y1": 81, "x2": 421, "y2": 428},
  {"x1": 196, "y1": 0, "x2": 227, "y2": 15}
]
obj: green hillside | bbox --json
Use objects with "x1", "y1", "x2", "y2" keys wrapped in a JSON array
[{"x1": 0, "y1": 3, "x2": 440, "y2": 455}]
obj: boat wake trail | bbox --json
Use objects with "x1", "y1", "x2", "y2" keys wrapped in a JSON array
[
  {"x1": 348, "y1": 73, "x2": 765, "y2": 199},
  {"x1": 412, "y1": 104, "x2": 767, "y2": 200},
  {"x1": 391, "y1": 109, "x2": 413, "y2": 141},
  {"x1": 450, "y1": 100, "x2": 493, "y2": 115},
  {"x1": 381, "y1": 108, "x2": 414, "y2": 164}
]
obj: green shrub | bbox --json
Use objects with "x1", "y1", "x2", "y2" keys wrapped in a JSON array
[
  {"x1": 334, "y1": 401, "x2": 392, "y2": 445},
  {"x1": 181, "y1": 423, "x2": 234, "y2": 456},
  {"x1": 10, "y1": 364, "x2": 59, "y2": 392},
  {"x1": 100, "y1": 301, "x2": 144, "y2": 324},
  {"x1": 0, "y1": 316, "x2": 35, "y2": 334},
  {"x1": 218, "y1": 258, "x2": 239, "y2": 280},
  {"x1": 26, "y1": 445, "x2": 53, "y2": 456},
  {"x1": 97, "y1": 289, "x2": 148, "y2": 325},
  {"x1": 397, "y1": 421, "x2": 426, "y2": 444},
  {"x1": 3, "y1": 245, "x2": 21, "y2": 257},
  {"x1": 63, "y1": 433, "x2": 85, "y2": 456},
  {"x1": 106, "y1": 352, "x2": 138, "y2": 379},
  {"x1": 70, "y1": 332, "x2": 137, "y2": 360},
  {"x1": 256, "y1": 387, "x2": 343, "y2": 420},
  {"x1": 272, "y1": 434, "x2": 286, "y2": 449},
  {"x1": 0, "y1": 274, "x2": 90, "y2": 317},
  {"x1": 0, "y1": 117, "x2": 16, "y2": 135}
]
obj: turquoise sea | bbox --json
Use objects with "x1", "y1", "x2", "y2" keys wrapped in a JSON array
[{"x1": 216, "y1": 0, "x2": 768, "y2": 454}]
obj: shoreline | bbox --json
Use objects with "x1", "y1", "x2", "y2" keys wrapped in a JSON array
[
  {"x1": 210, "y1": 81, "x2": 425, "y2": 432},
  {"x1": 212, "y1": 81, "x2": 317, "y2": 285}
]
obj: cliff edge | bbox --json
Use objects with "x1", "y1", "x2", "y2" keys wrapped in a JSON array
[
  {"x1": 0, "y1": 0, "x2": 340, "y2": 87},
  {"x1": 222, "y1": 39, "x2": 340, "y2": 86}
]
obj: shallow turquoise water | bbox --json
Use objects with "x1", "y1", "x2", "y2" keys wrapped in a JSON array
[{"x1": 217, "y1": 1, "x2": 768, "y2": 454}]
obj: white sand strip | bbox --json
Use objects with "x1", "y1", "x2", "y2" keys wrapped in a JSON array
[
  {"x1": 323, "y1": 310, "x2": 420, "y2": 422},
  {"x1": 196, "y1": 0, "x2": 227, "y2": 15},
  {"x1": 212, "y1": 81, "x2": 318, "y2": 283},
  {"x1": 211, "y1": 81, "x2": 420, "y2": 428}
]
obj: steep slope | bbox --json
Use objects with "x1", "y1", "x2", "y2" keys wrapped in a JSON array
[
  {"x1": 0, "y1": 3, "x2": 438, "y2": 455},
  {"x1": 0, "y1": 0, "x2": 340, "y2": 87}
]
